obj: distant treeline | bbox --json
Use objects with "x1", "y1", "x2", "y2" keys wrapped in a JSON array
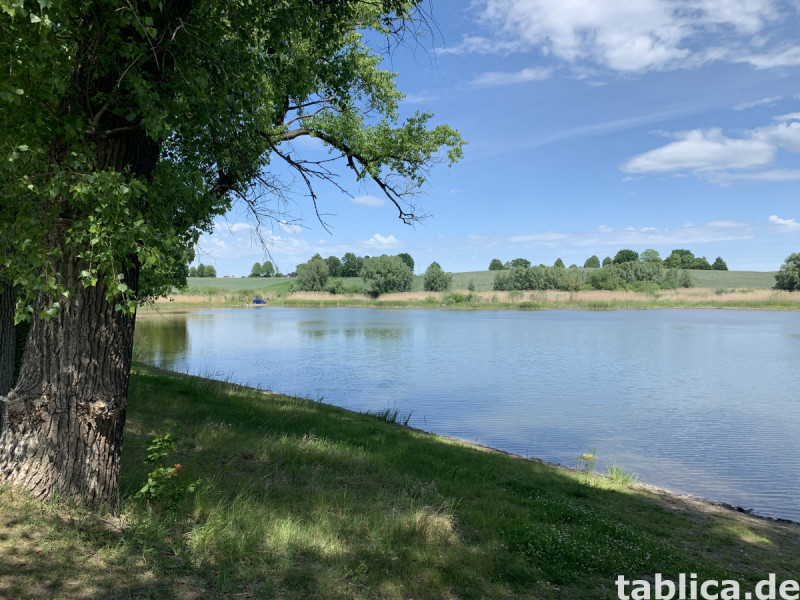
[
  {"x1": 489, "y1": 248, "x2": 728, "y2": 272},
  {"x1": 493, "y1": 262, "x2": 694, "y2": 292},
  {"x1": 290, "y1": 252, "x2": 455, "y2": 294}
]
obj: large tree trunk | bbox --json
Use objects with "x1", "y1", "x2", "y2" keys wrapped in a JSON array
[
  {"x1": 0, "y1": 283, "x2": 15, "y2": 397},
  {"x1": 0, "y1": 257, "x2": 139, "y2": 508}
]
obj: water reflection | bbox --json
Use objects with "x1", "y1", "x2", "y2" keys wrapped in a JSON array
[{"x1": 135, "y1": 314, "x2": 189, "y2": 371}]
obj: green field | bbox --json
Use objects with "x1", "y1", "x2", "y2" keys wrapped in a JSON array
[
  {"x1": 1, "y1": 365, "x2": 797, "y2": 599},
  {"x1": 185, "y1": 269, "x2": 778, "y2": 296},
  {"x1": 690, "y1": 270, "x2": 777, "y2": 289}
]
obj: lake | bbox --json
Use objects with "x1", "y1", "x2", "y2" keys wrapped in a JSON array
[{"x1": 135, "y1": 306, "x2": 800, "y2": 522}]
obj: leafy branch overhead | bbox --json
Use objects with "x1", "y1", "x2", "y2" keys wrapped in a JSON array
[
  {"x1": 0, "y1": 0, "x2": 463, "y2": 508},
  {"x1": 0, "y1": 0, "x2": 464, "y2": 311}
]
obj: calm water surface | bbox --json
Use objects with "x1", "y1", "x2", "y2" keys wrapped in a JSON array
[{"x1": 136, "y1": 307, "x2": 800, "y2": 522}]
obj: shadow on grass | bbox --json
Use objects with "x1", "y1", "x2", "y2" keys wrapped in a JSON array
[{"x1": 5, "y1": 364, "x2": 795, "y2": 600}]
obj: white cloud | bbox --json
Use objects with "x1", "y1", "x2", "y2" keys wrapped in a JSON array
[
  {"x1": 278, "y1": 220, "x2": 303, "y2": 234},
  {"x1": 466, "y1": 0, "x2": 788, "y2": 73},
  {"x1": 367, "y1": 233, "x2": 400, "y2": 247},
  {"x1": 351, "y1": 194, "x2": 385, "y2": 207},
  {"x1": 737, "y1": 46, "x2": 800, "y2": 69},
  {"x1": 621, "y1": 115, "x2": 800, "y2": 180},
  {"x1": 402, "y1": 91, "x2": 438, "y2": 104},
  {"x1": 472, "y1": 67, "x2": 552, "y2": 87},
  {"x1": 774, "y1": 112, "x2": 800, "y2": 121},
  {"x1": 769, "y1": 215, "x2": 800, "y2": 231},
  {"x1": 734, "y1": 96, "x2": 783, "y2": 110},
  {"x1": 508, "y1": 220, "x2": 754, "y2": 247},
  {"x1": 621, "y1": 128, "x2": 775, "y2": 174},
  {"x1": 445, "y1": 35, "x2": 525, "y2": 56},
  {"x1": 710, "y1": 169, "x2": 800, "y2": 183}
]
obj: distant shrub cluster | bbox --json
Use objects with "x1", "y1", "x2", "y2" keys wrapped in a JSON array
[
  {"x1": 489, "y1": 248, "x2": 728, "y2": 273},
  {"x1": 493, "y1": 262, "x2": 694, "y2": 292}
]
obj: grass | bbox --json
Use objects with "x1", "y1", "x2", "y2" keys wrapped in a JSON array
[
  {"x1": 149, "y1": 286, "x2": 800, "y2": 312},
  {"x1": 154, "y1": 270, "x2": 791, "y2": 311},
  {"x1": 1, "y1": 364, "x2": 798, "y2": 599}
]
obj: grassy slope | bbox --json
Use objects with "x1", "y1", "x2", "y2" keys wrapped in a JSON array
[
  {"x1": 2, "y1": 365, "x2": 798, "y2": 599},
  {"x1": 185, "y1": 269, "x2": 778, "y2": 295}
]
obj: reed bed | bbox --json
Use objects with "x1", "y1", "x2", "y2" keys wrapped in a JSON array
[{"x1": 152, "y1": 286, "x2": 800, "y2": 311}]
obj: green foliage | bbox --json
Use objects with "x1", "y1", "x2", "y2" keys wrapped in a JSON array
[
  {"x1": 775, "y1": 253, "x2": 800, "y2": 291},
  {"x1": 693, "y1": 256, "x2": 712, "y2": 270},
  {"x1": 606, "y1": 461, "x2": 639, "y2": 485},
  {"x1": 139, "y1": 244, "x2": 195, "y2": 299},
  {"x1": 554, "y1": 258, "x2": 565, "y2": 268},
  {"x1": 712, "y1": 257, "x2": 728, "y2": 271},
  {"x1": 293, "y1": 256, "x2": 330, "y2": 291},
  {"x1": 250, "y1": 261, "x2": 275, "y2": 277},
  {"x1": 325, "y1": 279, "x2": 365, "y2": 295},
  {"x1": 325, "y1": 256, "x2": 343, "y2": 278},
  {"x1": 509, "y1": 258, "x2": 531, "y2": 269},
  {"x1": 583, "y1": 255, "x2": 601, "y2": 268},
  {"x1": 193, "y1": 264, "x2": 216, "y2": 278},
  {"x1": 602, "y1": 256, "x2": 613, "y2": 266},
  {"x1": 639, "y1": 249, "x2": 661, "y2": 264},
  {"x1": 613, "y1": 249, "x2": 639, "y2": 264},
  {"x1": 422, "y1": 261, "x2": 451, "y2": 292},
  {"x1": 0, "y1": 0, "x2": 463, "y2": 319},
  {"x1": 493, "y1": 265, "x2": 583, "y2": 292},
  {"x1": 488, "y1": 258, "x2": 504, "y2": 271},
  {"x1": 664, "y1": 249, "x2": 696, "y2": 269},
  {"x1": 135, "y1": 432, "x2": 199, "y2": 512},
  {"x1": 396, "y1": 252, "x2": 414, "y2": 273},
  {"x1": 359, "y1": 255, "x2": 412, "y2": 294},
  {"x1": 341, "y1": 253, "x2": 364, "y2": 277}
]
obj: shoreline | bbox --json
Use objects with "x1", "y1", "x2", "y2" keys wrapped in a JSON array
[
  {"x1": 143, "y1": 287, "x2": 800, "y2": 312},
  {"x1": 140, "y1": 364, "x2": 799, "y2": 527}
]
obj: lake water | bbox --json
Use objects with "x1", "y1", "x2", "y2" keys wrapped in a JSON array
[{"x1": 135, "y1": 307, "x2": 800, "y2": 522}]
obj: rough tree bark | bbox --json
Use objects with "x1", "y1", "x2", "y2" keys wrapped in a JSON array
[
  {"x1": 0, "y1": 284, "x2": 15, "y2": 397},
  {"x1": 0, "y1": 260, "x2": 138, "y2": 506},
  {"x1": 0, "y1": 126, "x2": 158, "y2": 507}
]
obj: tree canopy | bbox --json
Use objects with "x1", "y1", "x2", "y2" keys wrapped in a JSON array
[
  {"x1": 0, "y1": 0, "x2": 464, "y2": 506},
  {"x1": 775, "y1": 253, "x2": 800, "y2": 291},
  {"x1": 583, "y1": 255, "x2": 601, "y2": 269},
  {"x1": 423, "y1": 261, "x2": 451, "y2": 292},
  {"x1": 613, "y1": 249, "x2": 639, "y2": 264},
  {"x1": 360, "y1": 255, "x2": 413, "y2": 294},
  {"x1": 488, "y1": 259, "x2": 504, "y2": 271}
]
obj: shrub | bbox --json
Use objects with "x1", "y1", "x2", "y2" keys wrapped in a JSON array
[
  {"x1": 775, "y1": 253, "x2": 800, "y2": 291},
  {"x1": 360, "y1": 255, "x2": 413, "y2": 294},
  {"x1": 583, "y1": 255, "x2": 601, "y2": 268},
  {"x1": 488, "y1": 258, "x2": 504, "y2": 271},
  {"x1": 294, "y1": 256, "x2": 330, "y2": 291},
  {"x1": 423, "y1": 261, "x2": 452, "y2": 292}
]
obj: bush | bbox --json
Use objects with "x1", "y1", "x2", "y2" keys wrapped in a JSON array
[
  {"x1": 423, "y1": 261, "x2": 452, "y2": 292},
  {"x1": 326, "y1": 279, "x2": 365, "y2": 295},
  {"x1": 613, "y1": 249, "x2": 639, "y2": 264},
  {"x1": 488, "y1": 258, "x2": 504, "y2": 271},
  {"x1": 775, "y1": 253, "x2": 800, "y2": 291},
  {"x1": 583, "y1": 255, "x2": 601, "y2": 268},
  {"x1": 294, "y1": 256, "x2": 330, "y2": 291},
  {"x1": 397, "y1": 252, "x2": 415, "y2": 273},
  {"x1": 360, "y1": 255, "x2": 413, "y2": 294}
]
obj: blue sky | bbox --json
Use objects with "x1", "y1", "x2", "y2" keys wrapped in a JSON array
[{"x1": 195, "y1": 0, "x2": 800, "y2": 276}]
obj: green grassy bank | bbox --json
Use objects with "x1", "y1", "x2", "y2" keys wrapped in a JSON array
[{"x1": 1, "y1": 365, "x2": 798, "y2": 599}]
